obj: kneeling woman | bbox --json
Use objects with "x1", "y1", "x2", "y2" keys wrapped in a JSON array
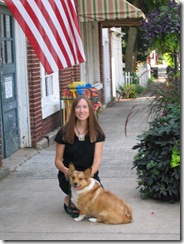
[{"x1": 54, "y1": 96, "x2": 106, "y2": 216}]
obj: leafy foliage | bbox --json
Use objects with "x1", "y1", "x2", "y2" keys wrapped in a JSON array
[
  {"x1": 123, "y1": 84, "x2": 137, "y2": 98},
  {"x1": 140, "y1": 1, "x2": 180, "y2": 54},
  {"x1": 127, "y1": 0, "x2": 172, "y2": 14},
  {"x1": 163, "y1": 53, "x2": 175, "y2": 67},
  {"x1": 124, "y1": 0, "x2": 176, "y2": 64},
  {"x1": 116, "y1": 72, "x2": 145, "y2": 99},
  {"x1": 132, "y1": 104, "x2": 180, "y2": 202},
  {"x1": 147, "y1": 72, "x2": 180, "y2": 118},
  {"x1": 116, "y1": 84, "x2": 137, "y2": 99},
  {"x1": 170, "y1": 142, "x2": 180, "y2": 168}
]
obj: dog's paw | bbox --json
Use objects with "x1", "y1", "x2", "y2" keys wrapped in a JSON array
[
  {"x1": 74, "y1": 215, "x2": 85, "y2": 222},
  {"x1": 88, "y1": 217, "x2": 97, "y2": 223}
]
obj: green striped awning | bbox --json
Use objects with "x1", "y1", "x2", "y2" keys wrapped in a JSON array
[{"x1": 78, "y1": 0, "x2": 145, "y2": 22}]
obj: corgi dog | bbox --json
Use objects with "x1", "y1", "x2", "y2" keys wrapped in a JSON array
[{"x1": 68, "y1": 163, "x2": 133, "y2": 224}]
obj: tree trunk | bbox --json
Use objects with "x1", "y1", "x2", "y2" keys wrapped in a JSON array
[
  {"x1": 125, "y1": 27, "x2": 137, "y2": 72},
  {"x1": 133, "y1": 41, "x2": 138, "y2": 71}
]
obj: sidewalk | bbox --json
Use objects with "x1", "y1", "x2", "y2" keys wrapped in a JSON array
[{"x1": 0, "y1": 81, "x2": 180, "y2": 240}]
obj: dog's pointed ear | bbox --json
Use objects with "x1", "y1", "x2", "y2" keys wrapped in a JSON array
[
  {"x1": 84, "y1": 168, "x2": 92, "y2": 178},
  {"x1": 69, "y1": 163, "x2": 75, "y2": 173}
]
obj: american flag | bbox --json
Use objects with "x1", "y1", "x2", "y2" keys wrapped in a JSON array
[{"x1": 4, "y1": 0, "x2": 86, "y2": 74}]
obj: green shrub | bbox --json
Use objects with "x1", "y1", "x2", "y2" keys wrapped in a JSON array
[
  {"x1": 116, "y1": 83, "x2": 148, "y2": 99},
  {"x1": 116, "y1": 84, "x2": 137, "y2": 99},
  {"x1": 123, "y1": 84, "x2": 137, "y2": 98},
  {"x1": 135, "y1": 84, "x2": 147, "y2": 95},
  {"x1": 164, "y1": 53, "x2": 174, "y2": 67},
  {"x1": 132, "y1": 104, "x2": 180, "y2": 203},
  {"x1": 148, "y1": 72, "x2": 180, "y2": 117}
]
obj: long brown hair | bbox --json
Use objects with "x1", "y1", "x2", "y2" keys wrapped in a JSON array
[{"x1": 62, "y1": 96, "x2": 105, "y2": 143}]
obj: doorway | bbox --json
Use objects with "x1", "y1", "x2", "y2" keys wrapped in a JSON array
[{"x1": 0, "y1": 6, "x2": 19, "y2": 158}]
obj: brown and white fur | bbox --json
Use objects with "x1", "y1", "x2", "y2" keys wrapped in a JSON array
[{"x1": 69, "y1": 163, "x2": 133, "y2": 224}]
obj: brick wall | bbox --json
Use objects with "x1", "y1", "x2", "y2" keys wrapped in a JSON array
[
  {"x1": 59, "y1": 65, "x2": 80, "y2": 89},
  {"x1": 42, "y1": 111, "x2": 60, "y2": 135},
  {"x1": 27, "y1": 42, "x2": 43, "y2": 146}
]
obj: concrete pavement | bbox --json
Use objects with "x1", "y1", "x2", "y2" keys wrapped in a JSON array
[{"x1": 0, "y1": 87, "x2": 180, "y2": 240}]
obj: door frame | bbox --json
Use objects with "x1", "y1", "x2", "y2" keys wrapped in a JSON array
[
  {"x1": 14, "y1": 21, "x2": 31, "y2": 148},
  {"x1": 102, "y1": 28, "x2": 111, "y2": 104}
]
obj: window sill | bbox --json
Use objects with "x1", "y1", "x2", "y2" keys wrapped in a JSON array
[{"x1": 42, "y1": 101, "x2": 60, "y2": 119}]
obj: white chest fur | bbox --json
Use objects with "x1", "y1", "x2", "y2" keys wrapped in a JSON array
[{"x1": 71, "y1": 179, "x2": 96, "y2": 208}]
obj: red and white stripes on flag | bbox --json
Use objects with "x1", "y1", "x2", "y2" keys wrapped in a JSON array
[{"x1": 4, "y1": 0, "x2": 86, "y2": 74}]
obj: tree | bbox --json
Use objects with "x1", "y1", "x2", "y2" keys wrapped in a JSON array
[
  {"x1": 140, "y1": 1, "x2": 180, "y2": 70},
  {"x1": 124, "y1": 0, "x2": 174, "y2": 72},
  {"x1": 124, "y1": 27, "x2": 137, "y2": 72}
]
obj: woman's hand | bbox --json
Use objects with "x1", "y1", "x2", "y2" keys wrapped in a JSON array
[{"x1": 63, "y1": 167, "x2": 69, "y2": 179}]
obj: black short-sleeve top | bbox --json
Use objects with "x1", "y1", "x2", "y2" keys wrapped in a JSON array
[{"x1": 54, "y1": 128, "x2": 105, "y2": 171}]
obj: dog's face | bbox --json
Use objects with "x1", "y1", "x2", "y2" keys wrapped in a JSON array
[{"x1": 69, "y1": 163, "x2": 92, "y2": 191}]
